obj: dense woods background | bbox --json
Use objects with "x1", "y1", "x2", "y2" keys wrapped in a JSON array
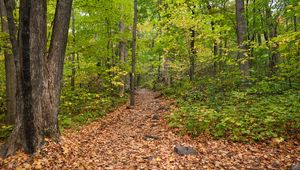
[{"x1": 0, "y1": 0, "x2": 299, "y2": 156}]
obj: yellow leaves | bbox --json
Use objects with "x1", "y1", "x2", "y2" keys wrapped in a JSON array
[
  {"x1": 138, "y1": 20, "x2": 154, "y2": 33},
  {"x1": 33, "y1": 159, "x2": 43, "y2": 169},
  {"x1": 15, "y1": 159, "x2": 43, "y2": 170},
  {"x1": 62, "y1": 146, "x2": 69, "y2": 155},
  {"x1": 271, "y1": 137, "x2": 285, "y2": 144},
  {"x1": 286, "y1": 5, "x2": 294, "y2": 9},
  {"x1": 112, "y1": 81, "x2": 124, "y2": 87},
  {"x1": 155, "y1": 156, "x2": 162, "y2": 161}
]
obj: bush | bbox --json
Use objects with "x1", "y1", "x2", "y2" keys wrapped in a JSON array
[
  {"x1": 166, "y1": 86, "x2": 300, "y2": 142},
  {"x1": 58, "y1": 87, "x2": 127, "y2": 130}
]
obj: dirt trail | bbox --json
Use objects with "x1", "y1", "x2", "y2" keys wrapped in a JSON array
[{"x1": 1, "y1": 89, "x2": 299, "y2": 169}]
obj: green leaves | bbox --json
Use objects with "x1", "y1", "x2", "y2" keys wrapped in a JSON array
[
  {"x1": 59, "y1": 87, "x2": 127, "y2": 130},
  {"x1": 166, "y1": 83, "x2": 300, "y2": 142},
  {"x1": 0, "y1": 124, "x2": 13, "y2": 139}
]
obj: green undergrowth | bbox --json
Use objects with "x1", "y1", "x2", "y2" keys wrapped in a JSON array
[
  {"x1": 0, "y1": 81, "x2": 11, "y2": 140},
  {"x1": 160, "y1": 79, "x2": 300, "y2": 142},
  {"x1": 59, "y1": 88, "x2": 127, "y2": 131},
  {"x1": 0, "y1": 88, "x2": 127, "y2": 139}
]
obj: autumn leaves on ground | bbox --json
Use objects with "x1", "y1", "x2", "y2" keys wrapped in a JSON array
[{"x1": 0, "y1": 89, "x2": 298, "y2": 169}]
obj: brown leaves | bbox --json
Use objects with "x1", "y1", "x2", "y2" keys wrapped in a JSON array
[{"x1": 0, "y1": 89, "x2": 299, "y2": 169}]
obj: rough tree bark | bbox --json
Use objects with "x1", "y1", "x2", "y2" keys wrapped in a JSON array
[
  {"x1": 1, "y1": 0, "x2": 46, "y2": 156},
  {"x1": 130, "y1": 0, "x2": 137, "y2": 106},
  {"x1": 43, "y1": 0, "x2": 73, "y2": 139},
  {"x1": 1, "y1": 0, "x2": 73, "y2": 157},
  {"x1": 235, "y1": 0, "x2": 250, "y2": 76},
  {"x1": 0, "y1": 0, "x2": 17, "y2": 124}
]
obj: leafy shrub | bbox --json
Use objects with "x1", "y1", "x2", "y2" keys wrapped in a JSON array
[
  {"x1": 167, "y1": 86, "x2": 300, "y2": 142},
  {"x1": 58, "y1": 87, "x2": 127, "y2": 130}
]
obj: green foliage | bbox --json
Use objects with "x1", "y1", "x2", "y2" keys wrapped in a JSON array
[
  {"x1": 59, "y1": 87, "x2": 127, "y2": 130},
  {"x1": 135, "y1": 0, "x2": 300, "y2": 143},
  {"x1": 166, "y1": 84, "x2": 300, "y2": 142},
  {"x1": 0, "y1": 56, "x2": 6, "y2": 116},
  {"x1": 0, "y1": 0, "x2": 299, "y2": 145},
  {"x1": 0, "y1": 124, "x2": 13, "y2": 140}
]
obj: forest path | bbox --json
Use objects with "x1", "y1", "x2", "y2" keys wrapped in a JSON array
[{"x1": 1, "y1": 89, "x2": 299, "y2": 169}]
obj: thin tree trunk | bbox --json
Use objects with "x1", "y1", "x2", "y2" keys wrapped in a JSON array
[
  {"x1": 266, "y1": 8, "x2": 279, "y2": 75},
  {"x1": 257, "y1": 33, "x2": 262, "y2": 45},
  {"x1": 119, "y1": 21, "x2": 126, "y2": 96},
  {"x1": 219, "y1": 38, "x2": 223, "y2": 57},
  {"x1": 235, "y1": 0, "x2": 249, "y2": 76},
  {"x1": 1, "y1": 0, "x2": 23, "y2": 157},
  {"x1": 294, "y1": 16, "x2": 299, "y2": 56},
  {"x1": 3, "y1": 0, "x2": 18, "y2": 58},
  {"x1": 130, "y1": 0, "x2": 137, "y2": 106},
  {"x1": 218, "y1": 38, "x2": 223, "y2": 71},
  {"x1": 212, "y1": 21, "x2": 218, "y2": 75},
  {"x1": 106, "y1": 19, "x2": 110, "y2": 68},
  {"x1": 245, "y1": 0, "x2": 250, "y2": 41},
  {"x1": 189, "y1": 3, "x2": 196, "y2": 81},
  {"x1": 189, "y1": 28, "x2": 196, "y2": 81},
  {"x1": 157, "y1": 0, "x2": 162, "y2": 82},
  {"x1": 0, "y1": 0, "x2": 17, "y2": 124},
  {"x1": 249, "y1": 0, "x2": 256, "y2": 64},
  {"x1": 162, "y1": 56, "x2": 171, "y2": 86},
  {"x1": 294, "y1": 16, "x2": 297, "y2": 32},
  {"x1": 207, "y1": 3, "x2": 218, "y2": 76},
  {"x1": 70, "y1": 7, "x2": 75, "y2": 91},
  {"x1": 157, "y1": 55, "x2": 161, "y2": 81}
]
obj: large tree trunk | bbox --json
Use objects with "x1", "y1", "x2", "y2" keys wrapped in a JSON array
[
  {"x1": 1, "y1": 0, "x2": 47, "y2": 156},
  {"x1": 0, "y1": 0, "x2": 17, "y2": 124},
  {"x1": 235, "y1": 0, "x2": 249, "y2": 76},
  {"x1": 130, "y1": 0, "x2": 137, "y2": 106},
  {"x1": 1, "y1": 0, "x2": 72, "y2": 157},
  {"x1": 26, "y1": 0, "x2": 47, "y2": 152},
  {"x1": 43, "y1": 0, "x2": 73, "y2": 138}
]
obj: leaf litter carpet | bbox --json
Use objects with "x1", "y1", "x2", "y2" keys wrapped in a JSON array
[{"x1": 1, "y1": 89, "x2": 299, "y2": 169}]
